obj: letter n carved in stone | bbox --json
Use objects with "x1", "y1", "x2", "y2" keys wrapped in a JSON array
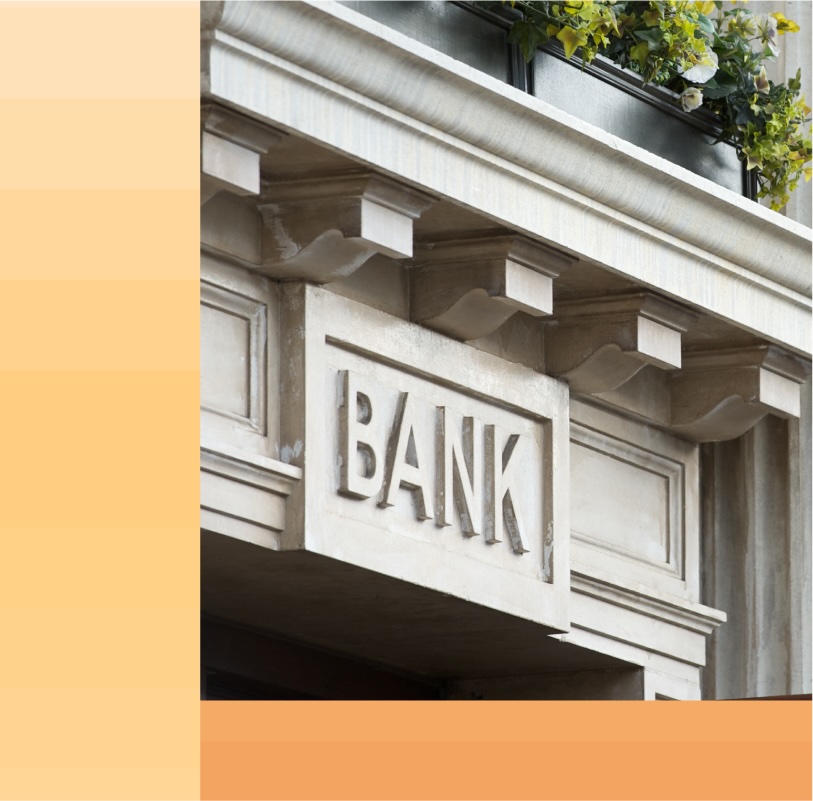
[{"x1": 436, "y1": 407, "x2": 483, "y2": 536}]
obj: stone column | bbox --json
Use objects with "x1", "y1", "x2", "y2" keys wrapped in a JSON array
[
  {"x1": 702, "y1": 377, "x2": 812, "y2": 698},
  {"x1": 788, "y1": 376, "x2": 812, "y2": 691}
]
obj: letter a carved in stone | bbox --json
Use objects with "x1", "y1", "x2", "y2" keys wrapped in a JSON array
[
  {"x1": 379, "y1": 392, "x2": 434, "y2": 521},
  {"x1": 436, "y1": 407, "x2": 483, "y2": 536},
  {"x1": 484, "y1": 425, "x2": 529, "y2": 554},
  {"x1": 338, "y1": 371, "x2": 382, "y2": 499}
]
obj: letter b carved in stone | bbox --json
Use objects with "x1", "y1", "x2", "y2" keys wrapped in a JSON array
[{"x1": 338, "y1": 371, "x2": 383, "y2": 499}]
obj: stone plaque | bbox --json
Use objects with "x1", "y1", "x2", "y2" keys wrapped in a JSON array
[{"x1": 279, "y1": 283, "x2": 570, "y2": 630}]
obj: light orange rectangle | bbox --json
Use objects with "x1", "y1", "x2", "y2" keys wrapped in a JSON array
[
  {"x1": 0, "y1": 2, "x2": 201, "y2": 799},
  {"x1": 0, "y1": 280, "x2": 199, "y2": 370},
  {"x1": 0, "y1": 3, "x2": 197, "y2": 99},
  {"x1": 0, "y1": 527, "x2": 196, "y2": 610},
  {"x1": 0, "y1": 690, "x2": 198, "y2": 770},
  {"x1": 201, "y1": 701, "x2": 812, "y2": 800},
  {"x1": 0, "y1": 189, "x2": 198, "y2": 280},
  {"x1": 0, "y1": 370, "x2": 198, "y2": 529},
  {"x1": 0, "y1": 99, "x2": 198, "y2": 189},
  {"x1": 0, "y1": 768, "x2": 198, "y2": 801}
]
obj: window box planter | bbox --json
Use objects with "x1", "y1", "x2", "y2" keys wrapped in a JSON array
[{"x1": 342, "y1": 0, "x2": 748, "y2": 197}]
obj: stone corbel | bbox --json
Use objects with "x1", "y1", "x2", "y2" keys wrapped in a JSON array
[
  {"x1": 259, "y1": 174, "x2": 434, "y2": 283},
  {"x1": 409, "y1": 235, "x2": 571, "y2": 341},
  {"x1": 545, "y1": 293, "x2": 698, "y2": 394},
  {"x1": 670, "y1": 345, "x2": 810, "y2": 441},
  {"x1": 201, "y1": 104, "x2": 285, "y2": 205}
]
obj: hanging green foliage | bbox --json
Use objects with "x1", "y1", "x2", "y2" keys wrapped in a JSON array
[{"x1": 504, "y1": 0, "x2": 811, "y2": 210}]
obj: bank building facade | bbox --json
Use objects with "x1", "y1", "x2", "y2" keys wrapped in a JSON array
[{"x1": 200, "y1": 1, "x2": 812, "y2": 700}]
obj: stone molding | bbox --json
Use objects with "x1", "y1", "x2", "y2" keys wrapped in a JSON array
[
  {"x1": 258, "y1": 173, "x2": 434, "y2": 283},
  {"x1": 410, "y1": 234, "x2": 571, "y2": 341},
  {"x1": 571, "y1": 572, "x2": 726, "y2": 637},
  {"x1": 203, "y1": 0, "x2": 811, "y2": 356},
  {"x1": 569, "y1": 574, "x2": 724, "y2": 667},
  {"x1": 201, "y1": 441, "x2": 302, "y2": 490},
  {"x1": 200, "y1": 441, "x2": 302, "y2": 549}
]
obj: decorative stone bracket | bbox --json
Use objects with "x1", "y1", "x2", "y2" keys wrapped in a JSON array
[
  {"x1": 200, "y1": 104, "x2": 286, "y2": 205},
  {"x1": 545, "y1": 293, "x2": 699, "y2": 394},
  {"x1": 671, "y1": 345, "x2": 810, "y2": 441},
  {"x1": 409, "y1": 235, "x2": 572, "y2": 341},
  {"x1": 259, "y1": 174, "x2": 435, "y2": 283}
]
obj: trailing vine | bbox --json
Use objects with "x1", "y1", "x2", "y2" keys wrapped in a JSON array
[{"x1": 502, "y1": 0, "x2": 811, "y2": 210}]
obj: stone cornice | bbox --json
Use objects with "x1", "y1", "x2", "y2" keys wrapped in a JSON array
[
  {"x1": 571, "y1": 572, "x2": 726, "y2": 636},
  {"x1": 201, "y1": 441, "x2": 303, "y2": 489},
  {"x1": 202, "y1": 0, "x2": 811, "y2": 356}
]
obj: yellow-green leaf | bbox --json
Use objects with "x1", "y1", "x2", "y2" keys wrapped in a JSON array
[
  {"x1": 629, "y1": 42, "x2": 649, "y2": 69},
  {"x1": 557, "y1": 26, "x2": 588, "y2": 60}
]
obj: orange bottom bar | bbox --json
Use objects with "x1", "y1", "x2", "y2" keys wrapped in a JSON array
[{"x1": 201, "y1": 701, "x2": 812, "y2": 800}]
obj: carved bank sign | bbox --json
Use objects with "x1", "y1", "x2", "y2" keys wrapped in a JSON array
[
  {"x1": 339, "y1": 370, "x2": 532, "y2": 556},
  {"x1": 279, "y1": 284, "x2": 570, "y2": 630}
]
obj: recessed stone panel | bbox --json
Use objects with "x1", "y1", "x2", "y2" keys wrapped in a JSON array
[
  {"x1": 571, "y1": 427, "x2": 676, "y2": 573},
  {"x1": 200, "y1": 254, "x2": 279, "y2": 458},
  {"x1": 201, "y1": 301, "x2": 252, "y2": 420},
  {"x1": 200, "y1": 281, "x2": 266, "y2": 433},
  {"x1": 569, "y1": 399, "x2": 698, "y2": 601}
]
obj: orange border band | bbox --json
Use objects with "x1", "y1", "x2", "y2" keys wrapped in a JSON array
[{"x1": 201, "y1": 700, "x2": 812, "y2": 800}]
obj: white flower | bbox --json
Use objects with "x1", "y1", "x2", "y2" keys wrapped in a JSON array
[
  {"x1": 751, "y1": 14, "x2": 780, "y2": 57},
  {"x1": 679, "y1": 87, "x2": 704, "y2": 112},
  {"x1": 757, "y1": 14, "x2": 779, "y2": 45},
  {"x1": 679, "y1": 48, "x2": 719, "y2": 83}
]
